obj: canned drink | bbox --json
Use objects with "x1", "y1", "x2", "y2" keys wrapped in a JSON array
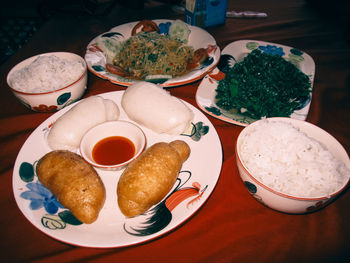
[{"x1": 185, "y1": 0, "x2": 227, "y2": 28}]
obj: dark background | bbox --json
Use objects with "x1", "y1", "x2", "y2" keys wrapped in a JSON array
[{"x1": 1, "y1": 0, "x2": 349, "y2": 65}]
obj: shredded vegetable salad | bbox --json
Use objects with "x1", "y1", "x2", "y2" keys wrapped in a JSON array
[{"x1": 113, "y1": 31, "x2": 194, "y2": 79}]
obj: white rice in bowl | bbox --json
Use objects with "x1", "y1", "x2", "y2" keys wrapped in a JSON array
[
  {"x1": 239, "y1": 120, "x2": 350, "y2": 198},
  {"x1": 9, "y1": 55, "x2": 85, "y2": 93}
]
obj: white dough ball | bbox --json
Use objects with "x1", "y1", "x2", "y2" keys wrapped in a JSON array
[
  {"x1": 121, "y1": 82, "x2": 194, "y2": 135},
  {"x1": 47, "y1": 96, "x2": 120, "y2": 151}
]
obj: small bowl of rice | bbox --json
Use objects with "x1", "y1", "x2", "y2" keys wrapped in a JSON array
[
  {"x1": 235, "y1": 117, "x2": 350, "y2": 214},
  {"x1": 7, "y1": 52, "x2": 87, "y2": 112}
]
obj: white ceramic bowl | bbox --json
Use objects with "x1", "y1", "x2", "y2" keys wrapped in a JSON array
[
  {"x1": 80, "y1": 120, "x2": 146, "y2": 170},
  {"x1": 235, "y1": 117, "x2": 350, "y2": 214},
  {"x1": 7, "y1": 52, "x2": 87, "y2": 112}
]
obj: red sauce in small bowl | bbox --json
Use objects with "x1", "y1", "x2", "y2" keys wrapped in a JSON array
[{"x1": 92, "y1": 136, "x2": 135, "y2": 166}]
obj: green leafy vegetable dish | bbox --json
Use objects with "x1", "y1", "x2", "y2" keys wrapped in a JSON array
[{"x1": 215, "y1": 48, "x2": 312, "y2": 119}]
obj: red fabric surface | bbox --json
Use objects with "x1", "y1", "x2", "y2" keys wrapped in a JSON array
[{"x1": 1, "y1": 0, "x2": 350, "y2": 262}]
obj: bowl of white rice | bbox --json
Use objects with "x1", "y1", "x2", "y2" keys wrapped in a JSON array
[
  {"x1": 7, "y1": 52, "x2": 87, "y2": 112},
  {"x1": 235, "y1": 117, "x2": 350, "y2": 214}
]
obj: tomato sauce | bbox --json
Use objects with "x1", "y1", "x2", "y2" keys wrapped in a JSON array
[{"x1": 92, "y1": 136, "x2": 135, "y2": 165}]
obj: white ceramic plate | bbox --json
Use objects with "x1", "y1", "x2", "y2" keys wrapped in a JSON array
[
  {"x1": 85, "y1": 19, "x2": 220, "y2": 87},
  {"x1": 196, "y1": 40, "x2": 315, "y2": 126},
  {"x1": 13, "y1": 91, "x2": 222, "y2": 248}
]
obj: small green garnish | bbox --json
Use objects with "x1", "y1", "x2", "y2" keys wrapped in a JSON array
[{"x1": 215, "y1": 49, "x2": 312, "y2": 119}]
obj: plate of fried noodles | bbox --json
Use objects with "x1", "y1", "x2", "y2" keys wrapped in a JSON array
[{"x1": 85, "y1": 19, "x2": 220, "y2": 87}]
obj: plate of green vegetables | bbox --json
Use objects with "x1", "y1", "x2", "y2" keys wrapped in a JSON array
[{"x1": 195, "y1": 40, "x2": 315, "y2": 126}]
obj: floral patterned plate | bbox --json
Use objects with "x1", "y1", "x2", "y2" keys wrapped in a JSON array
[
  {"x1": 85, "y1": 19, "x2": 220, "y2": 87},
  {"x1": 12, "y1": 91, "x2": 222, "y2": 248},
  {"x1": 195, "y1": 40, "x2": 315, "y2": 126}
]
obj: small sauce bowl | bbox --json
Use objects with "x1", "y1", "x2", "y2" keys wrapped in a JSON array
[{"x1": 80, "y1": 120, "x2": 146, "y2": 170}]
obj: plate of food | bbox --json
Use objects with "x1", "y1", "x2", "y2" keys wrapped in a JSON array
[
  {"x1": 195, "y1": 40, "x2": 315, "y2": 126},
  {"x1": 85, "y1": 19, "x2": 220, "y2": 87},
  {"x1": 13, "y1": 84, "x2": 222, "y2": 248}
]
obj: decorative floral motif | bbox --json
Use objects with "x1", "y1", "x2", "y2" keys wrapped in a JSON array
[
  {"x1": 57, "y1": 92, "x2": 71, "y2": 105},
  {"x1": 244, "y1": 181, "x2": 257, "y2": 194},
  {"x1": 208, "y1": 69, "x2": 225, "y2": 81},
  {"x1": 158, "y1": 22, "x2": 171, "y2": 34},
  {"x1": 205, "y1": 106, "x2": 222, "y2": 116},
  {"x1": 19, "y1": 161, "x2": 82, "y2": 229},
  {"x1": 92, "y1": 65, "x2": 105, "y2": 72},
  {"x1": 124, "y1": 171, "x2": 207, "y2": 236},
  {"x1": 246, "y1": 42, "x2": 306, "y2": 69},
  {"x1": 204, "y1": 105, "x2": 252, "y2": 125},
  {"x1": 217, "y1": 54, "x2": 235, "y2": 72},
  {"x1": 220, "y1": 42, "x2": 308, "y2": 71},
  {"x1": 32, "y1": 104, "x2": 58, "y2": 112},
  {"x1": 290, "y1": 48, "x2": 303, "y2": 56},
  {"x1": 42, "y1": 214, "x2": 66, "y2": 230},
  {"x1": 30, "y1": 92, "x2": 77, "y2": 112},
  {"x1": 19, "y1": 162, "x2": 35, "y2": 182},
  {"x1": 243, "y1": 181, "x2": 264, "y2": 204},
  {"x1": 246, "y1": 41, "x2": 259, "y2": 50},
  {"x1": 200, "y1": 56, "x2": 214, "y2": 69},
  {"x1": 288, "y1": 53, "x2": 305, "y2": 67},
  {"x1": 181, "y1": 121, "x2": 209, "y2": 141},
  {"x1": 306, "y1": 201, "x2": 324, "y2": 212},
  {"x1": 101, "y1": 32, "x2": 123, "y2": 38},
  {"x1": 41, "y1": 210, "x2": 82, "y2": 230},
  {"x1": 306, "y1": 199, "x2": 334, "y2": 213},
  {"x1": 258, "y1": 44, "x2": 285, "y2": 56},
  {"x1": 295, "y1": 95, "x2": 311, "y2": 110},
  {"x1": 20, "y1": 181, "x2": 63, "y2": 214}
]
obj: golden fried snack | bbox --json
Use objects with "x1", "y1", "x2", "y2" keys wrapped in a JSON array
[
  {"x1": 36, "y1": 150, "x2": 106, "y2": 224},
  {"x1": 117, "y1": 140, "x2": 191, "y2": 217}
]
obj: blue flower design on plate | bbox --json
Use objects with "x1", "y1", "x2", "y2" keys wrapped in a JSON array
[
  {"x1": 20, "y1": 181, "x2": 63, "y2": 214},
  {"x1": 158, "y1": 22, "x2": 171, "y2": 35},
  {"x1": 258, "y1": 44, "x2": 285, "y2": 56}
]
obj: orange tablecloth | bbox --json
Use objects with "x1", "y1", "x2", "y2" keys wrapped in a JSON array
[{"x1": 1, "y1": 1, "x2": 349, "y2": 262}]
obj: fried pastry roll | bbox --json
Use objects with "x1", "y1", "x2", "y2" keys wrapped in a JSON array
[
  {"x1": 37, "y1": 150, "x2": 106, "y2": 224},
  {"x1": 117, "y1": 140, "x2": 190, "y2": 217}
]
